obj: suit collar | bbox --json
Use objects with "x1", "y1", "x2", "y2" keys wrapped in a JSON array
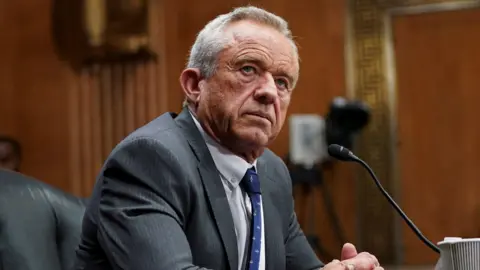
[
  {"x1": 174, "y1": 107, "x2": 239, "y2": 270},
  {"x1": 188, "y1": 109, "x2": 257, "y2": 190},
  {"x1": 173, "y1": 107, "x2": 206, "y2": 161}
]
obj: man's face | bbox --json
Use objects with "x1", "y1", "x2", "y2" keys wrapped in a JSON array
[
  {"x1": 196, "y1": 20, "x2": 298, "y2": 151},
  {"x1": 0, "y1": 142, "x2": 19, "y2": 171}
]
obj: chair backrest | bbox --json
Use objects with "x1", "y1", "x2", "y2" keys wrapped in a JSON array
[{"x1": 0, "y1": 169, "x2": 88, "y2": 270}]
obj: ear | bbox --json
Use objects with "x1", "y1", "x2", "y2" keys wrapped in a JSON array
[{"x1": 179, "y1": 68, "x2": 202, "y2": 106}]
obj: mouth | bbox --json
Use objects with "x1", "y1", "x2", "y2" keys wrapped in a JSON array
[{"x1": 245, "y1": 112, "x2": 273, "y2": 124}]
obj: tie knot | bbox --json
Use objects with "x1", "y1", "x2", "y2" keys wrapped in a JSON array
[{"x1": 242, "y1": 167, "x2": 261, "y2": 194}]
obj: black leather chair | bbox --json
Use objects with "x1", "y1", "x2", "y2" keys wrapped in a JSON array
[{"x1": 0, "y1": 169, "x2": 88, "y2": 270}]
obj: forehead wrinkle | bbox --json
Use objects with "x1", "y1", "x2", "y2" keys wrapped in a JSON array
[
  {"x1": 226, "y1": 36, "x2": 274, "y2": 66},
  {"x1": 234, "y1": 49, "x2": 274, "y2": 66},
  {"x1": 232, "y1": 38, "x2": 292, "y2": 66}
]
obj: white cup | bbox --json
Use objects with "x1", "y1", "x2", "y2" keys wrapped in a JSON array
[{"x1": 435, "y1": 237, "x2": 480, "y2": 270}]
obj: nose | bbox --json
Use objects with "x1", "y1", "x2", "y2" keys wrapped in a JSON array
[{"x1": 253, "y1": 73, "x2": 277, "y2": 105}]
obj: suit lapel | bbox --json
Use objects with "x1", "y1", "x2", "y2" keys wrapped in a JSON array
[
  {"x1": 174, "y1": 108, "x2": 238, "y2": 270},
  {"x1": 257, "y1": 159, "x2": 281, "y2": 270},
  {"x1": 198, "y1": 165, "x2": 238, "y2": 270}
]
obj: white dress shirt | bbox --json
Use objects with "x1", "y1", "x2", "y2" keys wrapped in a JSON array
[{"x1": 191, "y1": 113, "x2": 266, "y2": 270}]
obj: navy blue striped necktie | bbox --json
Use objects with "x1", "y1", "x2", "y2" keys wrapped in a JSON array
[{"x1": 242, "y1": 167, "x2": 262, "y2": 270}]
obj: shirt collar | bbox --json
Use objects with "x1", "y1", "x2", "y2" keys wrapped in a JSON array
[{"x1": 189, "y1": 110, "x2": 257, "y2": 189}]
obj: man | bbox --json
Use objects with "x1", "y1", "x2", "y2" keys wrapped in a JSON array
[
  {"x1": 0, "y1": 136, "x2": 21, "y2": 172},
  {"x1": 74, "y1": 6, "x2": 383, "y2": 270}
]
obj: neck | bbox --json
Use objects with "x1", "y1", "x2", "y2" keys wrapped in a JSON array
[
  {"x1": 189, "y1": 106, "x2": 263, "y2": 164},
  {"x1": 205, "y1": 123, "x2": 264, "y2": 164},
  {"x1": 237, "y1": 147, "x2": 263, "y2": 164}
]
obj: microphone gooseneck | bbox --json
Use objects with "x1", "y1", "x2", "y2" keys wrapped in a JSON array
[
  {"x1": 328, "y1": 144, "x2": 440, "y2": 254},
  {"x1": 327, "y1": 144, "x2": 358, "y2": 161}
]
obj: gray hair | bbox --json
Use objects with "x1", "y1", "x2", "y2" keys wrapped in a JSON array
[{"x1": 183, "y1": 6, "x2": 298, "y2": 107}]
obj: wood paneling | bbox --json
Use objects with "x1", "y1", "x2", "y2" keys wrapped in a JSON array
[
  {"x1": 0, "y1": 1, "x2": 74, "y2": 191},
  {"x1": 0, "y1": 1, "x2": 17, "y2": 136},
  {"x1": 0, "y1": 0, "x2": 167, "y2": 194},
  {"x1": 394, "y1": 7, "x2": 480, "y2": 264},
  {"x1": 0, "y1": 0, "x2": 352, "y2": 262},
  {"x1": 69, "y1": 61, "x2": 163, "y2": 196}
]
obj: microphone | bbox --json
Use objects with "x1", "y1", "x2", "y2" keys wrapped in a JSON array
[{"x1": 327, "y1": 144, "x2": 440, "y2": 254}]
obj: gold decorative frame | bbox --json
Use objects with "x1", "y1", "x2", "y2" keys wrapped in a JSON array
[{"x1": 345, "y1": 0, "x2": 480, "y2": 264}]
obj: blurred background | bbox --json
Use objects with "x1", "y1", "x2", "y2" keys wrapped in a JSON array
[{"x1": 1, "y1": 0, "x2": 480, "y2": 268}]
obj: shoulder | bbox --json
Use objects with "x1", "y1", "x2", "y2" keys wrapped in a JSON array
[
  {"x1": 259, "y1": 149, "x2": 292, "y2": 190},
  {"x1": 109, "y1": 112, "x2": 192, "y2": 163},
  {"x1": 260, "y1": 148, "x2": 288, "y2": 169},
  {"x1": 123, "y1": 112, "x2": 185, "y2": 148},
  {"x1": 94, "y1": 114, "x2": 198, "y2": 221},
  {"x1": 98, "y1": 113, "x2": 199, "y2": 191}
]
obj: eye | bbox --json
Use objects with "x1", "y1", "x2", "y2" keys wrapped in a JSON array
[
  {"x1": 240, "y1": 65, "x2": 256, "y2": 75},
  {"x1": 275, "y1": 78, "x2": 289, "y2": 90}
]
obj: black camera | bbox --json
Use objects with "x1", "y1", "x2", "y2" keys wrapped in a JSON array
[{"x1": 325, "y1": 97, "x2": 370, "y2": 150}]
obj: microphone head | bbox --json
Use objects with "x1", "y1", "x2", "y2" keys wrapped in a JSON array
[{"x1": 328, "y1": 144, "x2": 357, "y2": 161}]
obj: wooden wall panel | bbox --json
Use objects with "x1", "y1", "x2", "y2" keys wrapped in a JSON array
[
  {"x1": 70, "y1": 61, "x2": 163, "y2": 196},
  {"x1": 394, "y1": 8, "x2": 480, "y2": 264},
  {"x1": 0, "y1": 0, "x2": 73, "y2": 191},
  {"x1": 0, "y1": 0, "x2": 168, "y2": 196},
  {"x1": 0, "y1": 1, "x2": 17, "y2": 136},
  {"x1": 0, "y1": 0, "x2": 352, "y2": 262}
]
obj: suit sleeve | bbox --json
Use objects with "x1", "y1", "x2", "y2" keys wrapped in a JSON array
[
  {"x1": 97, "y1": 137, "x2": 211, "y2": 270},
  {"x1": 281, "y1": 162, "x2": 325, "y2": 270}
]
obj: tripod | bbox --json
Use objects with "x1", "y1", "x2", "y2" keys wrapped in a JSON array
[{"x1": 286, "y1": 158, "x2": 347, "y2": 262}]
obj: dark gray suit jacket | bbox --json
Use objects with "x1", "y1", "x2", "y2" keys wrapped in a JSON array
[{"x1": 74, "y1": 108, "x2": 323, "y2": 270}]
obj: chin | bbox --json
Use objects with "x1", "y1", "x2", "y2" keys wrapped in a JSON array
[{"x1": 235, "y1": 128, "x2": 270, "y2": 148}]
